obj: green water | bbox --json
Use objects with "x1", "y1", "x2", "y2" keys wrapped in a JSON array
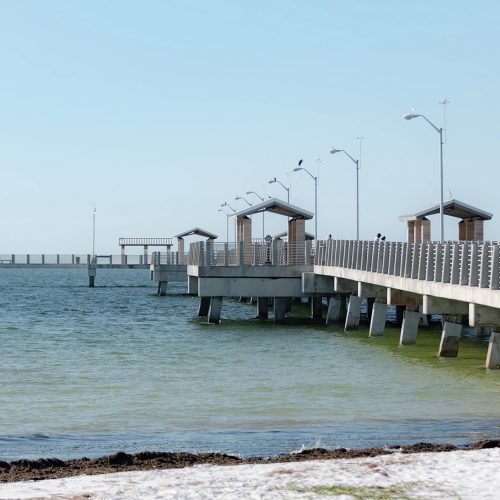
[{"x1": 0, "y1": 269, "x2": 498, "y2": 461}]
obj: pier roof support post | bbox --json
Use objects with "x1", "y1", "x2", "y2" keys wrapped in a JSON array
[
  {"x1": 400, "y1": 309, "x2": 419, "y2": 345},
  {"x1": 438, "y1": 321, "x2": 462, "y2": 357},
  {"x1": 369, "y1": 302, "x2": 386, "y2": 337},
  {"x1": 345, "y1": 295, "x2": 361, "y2": 331},
  {"x1": 177, "y1": 238, "x2": 185, "y2": 265},
  {"x1": 486, "y1": 332, "x2": 500, "y2": 369},
  {"x1": 208, "y1": 297, "x2": 223, "y2": 324}
]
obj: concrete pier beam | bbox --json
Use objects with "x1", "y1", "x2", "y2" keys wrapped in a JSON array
[
  {"x1": 198, "y1": 297, "x2": 211, "y2": 317},
  {"x1": 157, "y1": 281, "x2": 167, "y2": 296},
  {"x1": 438, "y1": 321, "x2": 462, "y2": 357},
  {"x1": 208, "y1": 297, "x2": 223, "y2": 324},
  {"x1": 274, "y1": 297, "x2": 288, "y2": 324},
  {"x1": 486, "y1": 332, "x2": 500, "y2": 369},
  {"x1": 345, "y1": 295, "x2": 361, "y2": 331},
  {"x1": 256, "y1": 297, "x2": 269, "y2": 319},
  {"x1": 369, "y1": 302, "x2": 386, "y2": 337},
  {"x1": 400, "y1": 310, "x2": 419, "y2": 345},
  {"x1": 311, "y1": 296, "x2": 323, "y2": 319},
  {"x1": 326, "y1": 296, "x2": 341, "y2": 325}
]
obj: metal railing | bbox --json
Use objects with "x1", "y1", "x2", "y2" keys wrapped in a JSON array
[
  {"x1": 189, "y1": 240, "x2": 316, "y2": 267},
  {"x1": 119, "y1": 237, "x2": 174, "y2": 246},
  {"x1": 150, "y1": 251, "x2": 187, "y2": 266},
  {"x1": 0, "y1": 254, "x2": 151, "y2": 266},
  {"x1": 314, "y1": 240, "x2": 500, "y2": 290}
]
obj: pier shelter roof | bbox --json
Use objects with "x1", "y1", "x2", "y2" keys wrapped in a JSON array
[
  {"x1": 399, "y1": 199, "x2": 493, "y2": 222},
  {"x1": 232, "y1": 198, "x2": 313, "y2": 220},
  {"x1": 175, "y1": 228, "x2": 218, "y2": 240}
]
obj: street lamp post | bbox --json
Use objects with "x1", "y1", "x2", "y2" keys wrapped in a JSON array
[
  {"x1": 268, "y1": 177, "x2": 290, "y2": 203},
  {"x1": 330, "y1": 148, "x2": 360, "y2": 240},
  {"x1": 404, "y1": 111, "x2": 444, "y2": 242},
  {"x1": 220, "y1": 201, "x2": 236, "y2": 242},
  {"x1": 235, "y1": 195, "x2": 252, "y2": 207},
  {"x1": 92, "y1": 204, "x2": 96, "y2": 258},
  {"x1": 246, "y1": 191, "x2": 267, "y2": 240},
  {"x1": 292, "y1": 165, "x2": 318, "y2": 241}
]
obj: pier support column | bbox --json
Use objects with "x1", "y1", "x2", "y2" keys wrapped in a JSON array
[
  {"x1": 198, "y1": 297, "x2": 211, "y2": 317},
  {"x1": 400, "y1": 310, "x2": 419, "y2": 345},
  {"x1": 345, "y1": 295, "x2": 361, "y2": 331},
  {"x1": 311, "y1": 297, "x2": 323, "y2": 319},
  {"x1": 157, "y1": 281, "x2": 167, "y2": 296},
  {"x1": 274, "y1": 297, "x2": 288, "y2": 324},
  {"x1": 326, "y1": 296, "x2": 341, "y2": 325},
  {"x1": 256, "y1": 297, "x2": 269, "y2": 319},
  {"x1": 438, "y1": 321, "x2": 462, "y2": 357},
  {"x1": 208, "y1": 297, "x2": 223, "y2": 324},
  {"x1": 486, "y1": 332, "x2": 500, "y2": 369},
  {"x1": 88, "y1": 266, "x2": 96, "y2": 287},
  {"x1": 369, "y1": 302, "x2": 386, "y2": 337}
]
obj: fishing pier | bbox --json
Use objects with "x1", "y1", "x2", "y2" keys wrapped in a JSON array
[{"x1": 187, "y1": 199, "x2": 500, "y2": 369}]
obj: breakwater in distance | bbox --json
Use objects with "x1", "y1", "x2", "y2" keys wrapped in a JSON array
[{"x1": 0, "y1": 268, "x2": 498, "y2": 461}]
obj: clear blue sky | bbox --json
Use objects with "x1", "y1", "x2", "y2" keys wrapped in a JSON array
[{"x1": 1, "y1": 0, "x2": 499, "y2": 253}]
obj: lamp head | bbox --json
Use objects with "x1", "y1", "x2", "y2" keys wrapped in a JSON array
[
  {"x1": 403, "y1": 113, "x2": 420, "y2": 120},
  {"x1": 245, "y1": 191, "x2": 252, "y2": 195},
  {"x1": 293, "y1": 167, "x2": 302, "y2": 172},
  {"x1": 268, "y1": 177, "x2": 276, "y2": 184},
  {"x1": 235, "y1": 196, "x2": 241, "y2": 200},
  {"x1": 329, "y1": 148, "x2": 341, "y2": 154}
]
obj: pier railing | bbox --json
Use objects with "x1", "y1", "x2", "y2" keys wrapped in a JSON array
[
  {"x1": 189, "y1": 240, "x2": 315, "y2": 267},
  {"x1": 314, "y1": 240, "x2": 500, "y2": 289},
  {"x1": 150, "y1": 251, "x2": 187, "y2": 266},
  {"x1": 0, "y1": 254, "x2": 151, "y2": 266}
]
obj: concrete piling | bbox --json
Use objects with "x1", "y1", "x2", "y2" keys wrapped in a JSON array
[
  {"x1": 369, "y1": 302, "x2": 386, "y2": 337},
  {"x1": 400, "y1": 310, "x2": 419, "y2": 345},
  {"x1": 157, "y1": 281, "x2": 167, "y2": 296},
  {"x1": 438, "y1": 321, "x2": 462, "y2": 357},
  {"x1": 208, "y1": 297, "x2": 223, "y2": 324},
  {"x1": 311, "y1": 296, "x2": 323, "y2": 319},
  {"x1": 198, "y1": 297, "x2": 211, "y2": 317},
  {"x1": 486, "y1": 331, "x2": 500, "y2": 369},
  {"x1": 256, "y1": 297, "x2": 269, "y2": 319},
  {"x1": 344, "y1": 295, "x2": 361, "y2": 331},
  {"x1": 326, "y1": 296, "x2": 341, "y2": 325},
  {"x1": 274, "y1": 297, "x2": 288, "y2": 324}
]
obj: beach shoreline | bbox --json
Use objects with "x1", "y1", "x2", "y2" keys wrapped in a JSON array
[{"x1": 1, "y1": 438, "x2": 498, "y2": 483}]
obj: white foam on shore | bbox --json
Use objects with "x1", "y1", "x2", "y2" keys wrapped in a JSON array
[{"x1": 1, "y1": 448, "x2": 498, "y2": 499}]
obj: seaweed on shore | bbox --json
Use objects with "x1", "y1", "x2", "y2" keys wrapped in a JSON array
[{"x1": 1, "y1": 440, "x2": 498, "y2": 483}]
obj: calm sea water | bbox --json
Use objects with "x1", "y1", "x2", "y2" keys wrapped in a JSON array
[{"x1": 0, "y1": 268, "x2": 499, "y2": 461}]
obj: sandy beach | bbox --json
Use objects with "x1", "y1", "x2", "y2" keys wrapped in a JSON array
[{"x1": 1, "y1": 443, "x2": 499, "y2": 499}]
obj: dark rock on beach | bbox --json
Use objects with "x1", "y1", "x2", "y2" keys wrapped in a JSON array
[{"x1": 1, "y1": 440, "x2": 498, "y2": 483}]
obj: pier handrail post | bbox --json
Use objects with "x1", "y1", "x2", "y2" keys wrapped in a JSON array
[
  {"x1": 489, "y1": 244, "x2": 499, "y2": 290},
  {"x1": 425, "y1": 242, "x2": 434, "y2": 281},
  {"x1": 459, "y1": 242, "x2": 470, "y2": 285},
  {"x1": 469, "y1": 242, "x2": 479, "y2": 287},
  {"x1": 479, "y1": 243, "x2": 489, "y2": 288},
  {"x1": 451, "y1": 243, "x2": 460, "y2": 284},
  {"x1": 442, "y1": 243, "x2": 451, "y2": 283}
]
